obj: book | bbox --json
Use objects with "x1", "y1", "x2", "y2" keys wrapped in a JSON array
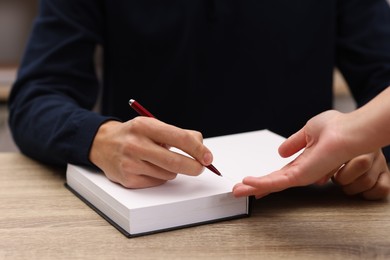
[{"x1": 66, "y1": 129, "x2": 293, "y2": 238}]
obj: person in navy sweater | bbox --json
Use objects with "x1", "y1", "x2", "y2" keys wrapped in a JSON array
[{"x1": 8, "y1": 1, "x2": 390, "y2": 199}]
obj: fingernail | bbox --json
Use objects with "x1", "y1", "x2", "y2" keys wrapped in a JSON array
[{"x1": 203, "y1": 152, "x2": 213, "y2": 165}]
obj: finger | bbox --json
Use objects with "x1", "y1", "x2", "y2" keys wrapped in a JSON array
[
  {"x1": 242, "y1": 170, "x2": 302, "y2": 194},
  {"x1": 332, "y1": 153, "x2": 374, "y2": 186},
  {"x1": 119, "y1": 174, "x2": 169, "y2": 189},
  {"x1": 337, "y1": 154, "x2": 383, "y2": 196},
  {"x1": 125, "y1": 136, "x2": 204, "y2": 176},
  {"x1": 236, "y1": 152, "x2": 324, "y2": 197},
  {"x1": 278, "y1": 128, "x2": 307, "y2": 158},
  {"x1": 130, "y1": 117, "x2": 212, "y2": 166},
  {"x1": 361, "y1": 172, "x2": 390, "y2": 200},
  {"x1": 106, "y1": 167, "x2": 171, "y2": 189},
  {"x1": 144, "y1": 145, "x2": 206, "y2": 176},
  {"x1": 105, "y1": 159, "x2": 178, "y2": 187},
  {"x1": 232, "y1": 183, "x2": 268, "y2": 198}
]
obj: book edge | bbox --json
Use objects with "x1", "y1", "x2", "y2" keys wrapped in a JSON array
[{"x1": 65, "y1": 183, "x2": 251, "y2": 238}]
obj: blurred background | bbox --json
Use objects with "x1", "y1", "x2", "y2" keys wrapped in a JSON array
[
  {"x1": 3, "y1": 0, "x2": 385, "y2": 152},
  {"x1": 0, "y1": 0, "x2": 38, "y2": 151}
]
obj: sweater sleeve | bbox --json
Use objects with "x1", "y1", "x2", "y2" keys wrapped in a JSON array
[
  {"x1": 8, "y1": 0, "x2": 115, "y2": 167},
  {"x1": 336, "y1": 0, "x2": 390, "y2": 161},
  {"x1": 336, "y1": 0, "x2": 390, "y2": 104}
]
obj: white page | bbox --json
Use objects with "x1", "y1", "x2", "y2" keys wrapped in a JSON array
[{"x1": 204, "y1": 129, "x2": 293, "y2": 183}]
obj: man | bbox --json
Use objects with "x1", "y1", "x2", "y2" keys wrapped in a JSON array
[{"x1": 9, "y1": 1, "x2": 390, "y2": 198}]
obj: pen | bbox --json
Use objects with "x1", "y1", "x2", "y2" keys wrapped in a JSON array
[{"x1": 129, "y1": 99, "x2": 222, "y2": 177}]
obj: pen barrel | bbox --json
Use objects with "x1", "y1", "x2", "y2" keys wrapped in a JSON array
[{"x1": 129, "y1": 99, "x2": 155, "y2": 118}]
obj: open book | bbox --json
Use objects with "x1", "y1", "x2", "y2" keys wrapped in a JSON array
[{"x1": 66, "y1": 129, "x2": 293, "y2": 238}]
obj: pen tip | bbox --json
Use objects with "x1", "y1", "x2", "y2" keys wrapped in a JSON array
[
  {"x1": 207, "y1": 165, "x2": 223, "y2": 177},
  {"x1": 215, "y1": 170, "x2": 223, "y2": 177}
]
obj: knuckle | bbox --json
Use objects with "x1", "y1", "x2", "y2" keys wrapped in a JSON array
[
  {"x1": 353, "y1": 156, "x2": 373, "y2": 171},
  {"x1": 277, "y1": 163, "x2": 307, "y2": 187},
  {"x1": 128, "y1": 116, "x2": 149, "y2": 133},
  {"x1": 120, "y1": 174, "x2": 138, "y2": 188},
  {"x1": 183, "y1": 130, "x2": 203, "y2": 145},
  {"x1": 189, "y1": 130, "x2": 203, "y2": 141}
]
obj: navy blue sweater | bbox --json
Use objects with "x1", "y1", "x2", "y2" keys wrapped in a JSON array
[{"x1": 8, "y1": 0, "x2": 390, "y2": 167}]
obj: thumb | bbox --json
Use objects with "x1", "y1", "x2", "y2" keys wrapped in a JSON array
[{"x1": 278, "y1": 128, "x2": 307, "y2": 158}]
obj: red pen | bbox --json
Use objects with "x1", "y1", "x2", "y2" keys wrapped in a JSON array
[{"x1": 129, "y1": 99, "x2": 222, "y2": 177}]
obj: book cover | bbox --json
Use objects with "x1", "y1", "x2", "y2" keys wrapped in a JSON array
[{"x1": 66, "y1": 129, "x2": 292, "y2": 237}]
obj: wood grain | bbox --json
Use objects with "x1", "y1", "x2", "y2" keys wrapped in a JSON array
[{"x1": 1, "y1": 153, "x2": 390, "y2": 260}]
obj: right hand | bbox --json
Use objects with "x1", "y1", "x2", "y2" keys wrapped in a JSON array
[{"x1": 89, "y1": 117, "x2": 214, "y2": 188}]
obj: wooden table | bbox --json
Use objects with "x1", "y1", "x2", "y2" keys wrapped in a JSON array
[{"x1": 1, "y1": 153, "x2": 390, "y2": 259}]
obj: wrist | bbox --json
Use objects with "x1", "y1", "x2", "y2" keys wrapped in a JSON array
[{"x1": 89, "y1": 120, "x2": 121, "y2": 167}]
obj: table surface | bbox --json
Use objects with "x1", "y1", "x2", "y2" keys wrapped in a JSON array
[{"x1": 1, "y1": 152, "x2": 390, "y2": 260}]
